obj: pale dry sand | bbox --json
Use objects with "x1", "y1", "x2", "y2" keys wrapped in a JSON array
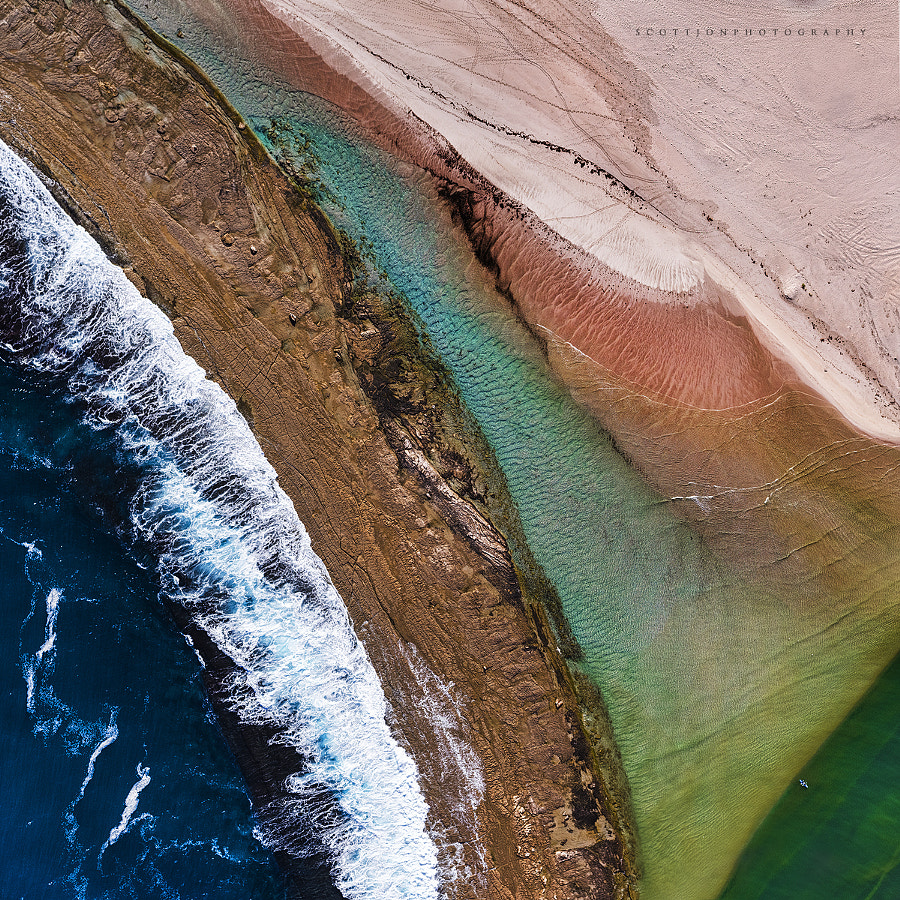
[{"x1": 255, "y1": 0, "x2": 900, "y2": 441}]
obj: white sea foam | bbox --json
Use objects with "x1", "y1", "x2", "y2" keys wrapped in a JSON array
[
  {"x1": 0, "y1": 139, "x2": 444, "y2": 899},
  {"x1": 182, "y1": 632, "x2": 206, "y2": 668},
  {"x1": 102, "y1": 763, "x2": 152, "y2": 853},
  {"x1": 76, "y1": 711, "x2": 119, "y2": 808},
  {"x1": 397, "y1": 642, "x2": 487, "y2": 891},
  {"x1": 22, "y1": 588, "x2": 62, "y2": 723},
  {"x1": 37, "y1": 587, "x2": 61, "y2": 662},
  {"x1": 65, "y1": 710, "x2": 120, "y2": 845},
  {"x1": 19, "y1": 582, "x2": 108, "y2": 754},
  {"x1": 15, "y1": 554, "x2": 106, "y2": 753}
]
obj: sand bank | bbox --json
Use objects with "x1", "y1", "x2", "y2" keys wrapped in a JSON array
[{"x1": 252, "y1": 0, "x2": 900, "y2": 441}]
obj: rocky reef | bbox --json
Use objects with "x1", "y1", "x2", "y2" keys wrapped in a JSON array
[{"x1": 0, "y1": 0, "x2": 636, "y2": 896}]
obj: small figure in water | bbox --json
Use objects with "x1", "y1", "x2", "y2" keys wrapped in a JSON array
[{"x1": 799, "y1": 779, "x2": 809, "y2": 789}]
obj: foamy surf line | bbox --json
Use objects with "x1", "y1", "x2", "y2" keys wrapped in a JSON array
[{"x1": 0, "y1": 139, "x2": 442, "y2": 900}]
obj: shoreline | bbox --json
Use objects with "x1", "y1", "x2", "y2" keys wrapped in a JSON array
[
  {"x1": 135, "y1": 0, "x2": 900, "y2": 443},
  {"x1": 0, "y1": 1, "x2": 637, "y2": 896},
  {"x1": 251, "y1": 0, "x2": 900, "y2": 446}
]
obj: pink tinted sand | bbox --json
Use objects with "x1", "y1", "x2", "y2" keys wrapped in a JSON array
[{"x1": 212, "y1": 0, "x2": 900, "y2": 435}]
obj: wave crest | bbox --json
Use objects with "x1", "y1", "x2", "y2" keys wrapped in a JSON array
[{"x1": 0, "y1": 139, "x2": 442, "y2": 900}]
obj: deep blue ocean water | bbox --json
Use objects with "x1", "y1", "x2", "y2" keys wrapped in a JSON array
[
  {"x1": 0, "y1": 140, "x2": 443, "y2": 900},
  {"x1": 0, "y1": 367, "x2": 294, "y2": 899}
]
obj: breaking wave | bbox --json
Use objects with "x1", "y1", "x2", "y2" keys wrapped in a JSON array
[{"x1": 0, "y1": 139, "x2": 440, "y2": 900}]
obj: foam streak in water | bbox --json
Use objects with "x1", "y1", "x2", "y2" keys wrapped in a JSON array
[
  {"x1": 102, "y1": 763, "x2": 151, "y2": 853},
  {"x1": 37, "y1": 587, "x2": 61, "y2": 661},
  {"x1": 22, "y1": 588, "x2": 64, "y2": 729},
  {"x1": 75, "y1": 711, "x2": 119, "y2": 810},
  {"x1": 64, "y1": 709, "x2": 120, "y2": 847},
  {"x1": 0, "y1": 139, "x2": 441, "y2": 900},
  {"x1": 398, "y1": 642, "x2": 486, "y2": 891}
]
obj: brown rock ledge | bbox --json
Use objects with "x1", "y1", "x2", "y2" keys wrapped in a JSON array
[{"x1": 0, "y1": 0, "x2": 637, "y2": 897}]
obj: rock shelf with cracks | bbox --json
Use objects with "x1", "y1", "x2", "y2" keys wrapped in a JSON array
[{"x1": 0, "y1": 1, "x2": 636, "y2": 896}]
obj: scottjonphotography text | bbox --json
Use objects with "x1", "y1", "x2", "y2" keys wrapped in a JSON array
[{"x1": 632, "y1": 26, "x2": 866, "y2": 37}]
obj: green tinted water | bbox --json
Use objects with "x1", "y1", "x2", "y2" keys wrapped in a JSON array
[
  {"x1": 720, "y1": 640, "x2": 900, "y2": 900},
  {"x1": 108, "y1": 6, "x2": 900, "y2": 896}
]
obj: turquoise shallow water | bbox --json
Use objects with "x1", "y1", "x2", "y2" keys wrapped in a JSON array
[
  {"x1": 237, "y1": 120, "x2": 900, "y2": 898},
  {"x1": 58, "y1": 6, "x2": 900, "y2": 897},
  {"x1": 123, "y1": 0, "x2": 710, "y2": 668}
]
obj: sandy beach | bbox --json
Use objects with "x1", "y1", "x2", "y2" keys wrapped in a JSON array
[{"x1": 253, "y1": 0, "x2": 900, "y2": 441}]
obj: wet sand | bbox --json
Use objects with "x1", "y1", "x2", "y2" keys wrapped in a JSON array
[{"x1": 243, "y1": 0, "x2": 900, "y2": 442}]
